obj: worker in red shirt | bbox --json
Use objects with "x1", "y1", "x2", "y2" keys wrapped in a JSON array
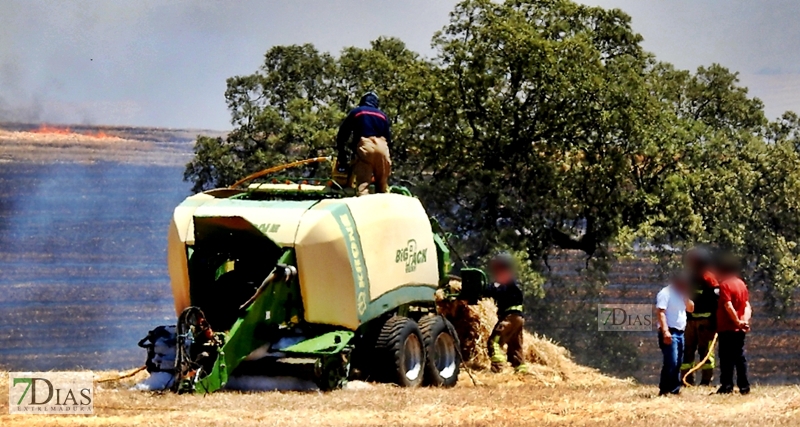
[{"x1": 715, "y1": 254, "x2": 752, "y2": 395}]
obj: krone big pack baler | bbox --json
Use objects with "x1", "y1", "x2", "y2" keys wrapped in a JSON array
[{"x1": 159, "y1": 168, "x2": 475, "y2": 393}]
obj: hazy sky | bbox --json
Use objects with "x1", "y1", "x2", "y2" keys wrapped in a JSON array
[{"x1": 1, "y1": 1, "x2": 798, "y2": 130}]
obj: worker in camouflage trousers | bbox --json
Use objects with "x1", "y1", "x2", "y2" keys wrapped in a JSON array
[
  {"x1": 485, "y1": 253, "x2": 527, "y2": 374},
  {"x1": 681, "y1": 247, "x2": 719, "y2": 386}
]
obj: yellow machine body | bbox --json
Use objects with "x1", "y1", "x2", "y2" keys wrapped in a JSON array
[{"x1": 167, "y1": 189, "x2": 440, "y2": 330}]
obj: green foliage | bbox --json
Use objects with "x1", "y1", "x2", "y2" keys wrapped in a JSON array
[
  {"x1": 183, "y1": 39, "x2": 434, "y2": 192},
  {"x1": 185, "y1": 0, "x2": 800, "y2": 315}
]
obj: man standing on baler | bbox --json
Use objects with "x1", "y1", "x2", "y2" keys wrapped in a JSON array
[{"x1": 335, "y1": 91, "x2": 392, "y2": 196}]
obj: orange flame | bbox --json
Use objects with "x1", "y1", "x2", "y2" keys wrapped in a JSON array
[
  {"x1": 33, "y1": 124, "x2": 73, "y2": 135},
  {"x1": 31, "y1": 124, "x2": 114, "y2": 139}
]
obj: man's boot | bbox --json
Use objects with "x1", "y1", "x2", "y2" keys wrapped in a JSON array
[{"x1": 489, "y1": 336, "x2": 505, "y2": 373}]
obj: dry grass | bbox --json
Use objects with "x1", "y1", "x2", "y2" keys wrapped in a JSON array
[
  {"x1": 435, "y1": 289, "x2": 613, "y2": 387},
  {"x1": 1, "y1": 370, "x2": 797, "y2": 427},
  {"x1": 2, "y1": 290, "x2": 797, "y2": 426}
]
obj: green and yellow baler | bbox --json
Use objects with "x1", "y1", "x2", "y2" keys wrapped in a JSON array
[{"x1": 162, "y1": 177, "x2": 466, "y2": 392}]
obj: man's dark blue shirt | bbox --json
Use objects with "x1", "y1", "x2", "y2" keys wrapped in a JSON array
[{"x1": 336, "y1": 93, "x2": 392, "y2": 153}]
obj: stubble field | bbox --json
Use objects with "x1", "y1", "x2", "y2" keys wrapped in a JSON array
[{"x1": 0, "y1": 370, "x2": 798, "y2": 427}]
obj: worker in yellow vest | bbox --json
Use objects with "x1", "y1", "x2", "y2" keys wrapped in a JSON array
[
  {"x1": 485, "y1": 253, "x2": 527, "y2": 374},
  {"x1": 681, "y1": 247, "x2": 719, "y2": 386}
]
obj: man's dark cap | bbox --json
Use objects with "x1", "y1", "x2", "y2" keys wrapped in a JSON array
[{"x1": 359, "y1": 91, "x2": 379, "y2": 108}]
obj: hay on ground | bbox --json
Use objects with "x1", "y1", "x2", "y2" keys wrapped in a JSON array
[{"x1": 436, "y1": 283, "x2": 620, "y2": 387}]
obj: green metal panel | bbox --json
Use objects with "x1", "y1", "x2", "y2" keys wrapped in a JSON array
[
  {"x1": 361, "y1": 284, "x2": 436, "y2": 321},
  {"x1": 389, "y1": 186, "x2": 413, "y2": 197},
  {"x1": 194, "y1": 348, "x2": 228, "y2": 395},
  {"x1": 195, "y1": 249, "x2": 301, "y2": 393},
  {"x1": 429, "y1": 217, "x2": 452, "y2": 280},
  {"x1": 432, "y1": 233, "x2": 451, "y2": 279},
  {"x1": 280, "y1": 331, "x2": 355, "y2": 355}
]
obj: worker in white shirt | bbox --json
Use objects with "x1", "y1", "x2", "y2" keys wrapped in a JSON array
[{"x1": 656, "y1": 274, "x2": 695, "y2": 396}]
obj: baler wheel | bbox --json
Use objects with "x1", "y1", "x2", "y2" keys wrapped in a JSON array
[
  {"x1": 375, "y1": 316, "x2": 425, "y2": 387},
  {"x1": 419, "y1": 315, "x2": 460, "y2": 387}
]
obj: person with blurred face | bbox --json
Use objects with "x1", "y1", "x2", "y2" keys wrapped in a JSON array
[
  {"x1": 681, "y1": 247, "x2": 719, "y2": 386},
  {"x1": 656, "y1": 273, "x2": 695, "y2": 396},
  {"x1": 485, "y1": 252, "x2": 527, "y2": 373},
  {"x1": 715, "y1": 254, "x2": 752, "y2": 395}
]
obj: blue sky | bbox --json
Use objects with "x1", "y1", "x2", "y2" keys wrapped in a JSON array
[{"x1": 1, "y1": 0, "x2": 798, "y2": 130}]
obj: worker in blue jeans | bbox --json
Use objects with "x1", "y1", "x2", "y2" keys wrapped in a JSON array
[{"x1": 656, "y1": 274, "x2": 694, "y2": 395}]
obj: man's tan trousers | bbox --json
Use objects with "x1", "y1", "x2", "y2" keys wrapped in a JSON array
[{"x1": 353, "y1": 136, "x2": 391, "y2": 196}]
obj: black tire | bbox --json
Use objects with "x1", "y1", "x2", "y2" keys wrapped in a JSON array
[
  {"x1": 419, "y1": 315, "x2": 460, "y2": 387},
  {"x1": 375, "y1": 316, "x2": 425, "y2": 387}
]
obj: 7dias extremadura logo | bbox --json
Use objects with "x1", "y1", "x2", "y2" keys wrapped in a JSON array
[
  {"x1": 8, "y1": 372, "x2": 93, "y2": 414},
  {"x1": 597, "y1": 304, "x2": 655, "y2": 332}
]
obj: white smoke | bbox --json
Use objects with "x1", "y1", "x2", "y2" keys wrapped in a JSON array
[{"x1": 0, "y1": 0, "x2": 456, "y2": 128}]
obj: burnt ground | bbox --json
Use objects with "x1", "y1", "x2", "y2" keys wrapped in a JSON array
[{"x1": 0, "y1": 161, "x2": 186, "y2": 370}]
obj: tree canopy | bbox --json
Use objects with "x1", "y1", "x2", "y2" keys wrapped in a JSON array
[{"x1": 185, "y1": 0, "x2": 800, "y2": 314}]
